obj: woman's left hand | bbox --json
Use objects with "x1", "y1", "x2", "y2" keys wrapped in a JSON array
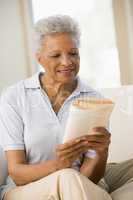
[
  {"x1": 85, "y1": 127, "x2": 111, "y2": 156},
  {"x1": 80, "y1": 127, "x2": 111, "y2": 182}
]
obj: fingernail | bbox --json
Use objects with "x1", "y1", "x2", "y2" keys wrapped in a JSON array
[
  {"x1": 84, "y1": 141, "x2": 88, "y2": 144},
  {"x1": 76, "y1": 139, "x2": 81, "y2": 143},
  {"x1": 82, "y1": 136, "x2": 87, "y2": 140}
]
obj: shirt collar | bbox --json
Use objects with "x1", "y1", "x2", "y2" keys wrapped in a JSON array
[
  {"x1": 23, "y1": 72, "x2": 42, "y2": 89},
  {"x1": 24, "y1": 71, "x2": 93, "y2": 94}
]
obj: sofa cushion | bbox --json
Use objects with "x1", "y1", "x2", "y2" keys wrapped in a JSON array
[
  {"x1": 0, "y1": 145, "x2": 7, "y2": 185},
  {"x1": 99, "y1": 85, "x2": 133, "y2": 163}
]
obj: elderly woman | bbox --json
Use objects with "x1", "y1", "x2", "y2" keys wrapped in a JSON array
[{"x1": 0, "y1": 15, "x2": 133, "y2": 200}]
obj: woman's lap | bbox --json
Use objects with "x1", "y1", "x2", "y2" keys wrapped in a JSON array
[
  {"x1": 4, "y1": 168, "x2": 111, "y2": 200},
  {"x1": 4, "y1": 160, "x2": 133, "y2": 200}
]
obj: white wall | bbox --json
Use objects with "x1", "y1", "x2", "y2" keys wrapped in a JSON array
[
  {"x1": 0, "y1": 0, "x2": 34, "y2": 92},
  {"x1": 113, "y1": 0, "x2": 133, "y2": 85},
  {"x1": 32, "y1": 0, "x2": 121, "y2": 88}
]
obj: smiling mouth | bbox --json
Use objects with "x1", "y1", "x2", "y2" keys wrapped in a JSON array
[{"x1": 57, "y1": 68, "x2": 74, "y2": 73}]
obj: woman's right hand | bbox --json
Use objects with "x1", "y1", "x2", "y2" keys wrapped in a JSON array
[{"x1": 55, "y1": 135, "x2": 90, "y2": 169}]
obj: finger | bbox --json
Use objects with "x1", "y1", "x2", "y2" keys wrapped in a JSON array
[
  {"x1": 56, "y1": 140, "x2": 89, "y2": 157},
  {"x1": 85, "y1": 135, "x2": 111, "y2": 148},
  {"x1": 85, "y1": 134, "x2": 111, "y2": 143},
  {"x1": 87, "y1": 140, "x2": 111, "y2": 150},
  {"x1": 79, "y1": 134, "x2": 106, "y2": 142},
  {"x1": 63, "y1": 146, "x2": 89, "y2": 160},
  {"x1": 57, "y1": 140, "x2": 80, "y2": 151},
  {"x1": 92, "y1": 127, "x2": 110, "y2": 134},
  {"x1": 57, "y1": 135, "x2": 89, "y2": 151},
  {"x1": 93, "y1": 144, "x2": 110, "y2": 153}
]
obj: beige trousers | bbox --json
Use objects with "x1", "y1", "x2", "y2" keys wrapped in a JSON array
[{"x1": 4, "y1": 159, "x2": 133, "y2": 200}]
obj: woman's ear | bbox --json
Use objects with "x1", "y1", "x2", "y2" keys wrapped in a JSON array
[{"x1": 35, "y1": 52, "x2": 41, "y2": 64}]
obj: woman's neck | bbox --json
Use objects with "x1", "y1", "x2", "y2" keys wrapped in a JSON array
[
  {"x1": 40, "y1": 74, "x2": 77, "y2": 113},
  {"x1": 40, "y1": 74, "x2": 77, "y2": 98}
]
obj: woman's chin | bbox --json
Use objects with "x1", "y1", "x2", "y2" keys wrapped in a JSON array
[
  {"x1": 56, "y1": 71, "x2": 77, "y2": 83},
  {"x1": 56, "y1": 74, "x2": 76, "y2": 83}
]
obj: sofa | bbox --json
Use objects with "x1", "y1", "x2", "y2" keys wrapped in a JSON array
[
  {"x1": 99, "y1": 85, "x2": 133, "y2": 163},
  {"x1": 0, "y1": 85, "x2": 133, "y2": 186},
  {"x1": 0, "y1": 145, "x2": 7, "y2": 185}
]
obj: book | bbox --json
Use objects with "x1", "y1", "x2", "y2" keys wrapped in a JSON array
[{"x1": 63, "y1": 98, "x2": 114, "y2": 143}]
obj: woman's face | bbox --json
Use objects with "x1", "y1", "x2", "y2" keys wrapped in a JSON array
[{"x1": 36, "y1": 33, "x2": 80, "y2": 84}]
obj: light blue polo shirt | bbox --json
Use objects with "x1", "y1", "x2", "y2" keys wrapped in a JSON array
[{"x1": 0, "y1": 72, "x2": 102, "y2": 198}]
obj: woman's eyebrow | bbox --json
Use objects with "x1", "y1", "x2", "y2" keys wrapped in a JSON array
[
  {"x1": 71, "y1": 48, "x2": 78, "y2": 51},
  {"x1": 47, "y1": 48, "x2": 78, "y2": 54}
]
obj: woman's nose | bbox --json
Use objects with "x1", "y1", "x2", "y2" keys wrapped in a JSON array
[{"x1": 60, "y1": 55, "x2": 72, "y2": 66}]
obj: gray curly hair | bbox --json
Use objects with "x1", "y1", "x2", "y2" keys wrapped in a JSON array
[{"x1": 33, "y1": 15, "x2": 81, "y2": 53}]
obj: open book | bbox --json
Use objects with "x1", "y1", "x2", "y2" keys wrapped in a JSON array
[{"x1": 63, "y1": 98, "x2": 114, "y2": 143}]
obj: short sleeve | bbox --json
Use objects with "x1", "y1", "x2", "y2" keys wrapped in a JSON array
[{"x1": 0, "y1": 88, "x2": 25, "y2": 151}]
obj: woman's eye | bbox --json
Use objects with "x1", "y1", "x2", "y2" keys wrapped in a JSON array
[
  {"x1": 50, "y1": 54, "x2": 60, "y2": 58},
  {"x1": 70, "y1": 52, "x2": 79, "y2": 56}
]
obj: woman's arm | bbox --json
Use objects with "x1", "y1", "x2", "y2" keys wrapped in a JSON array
[
  {"x1": 80, "y1": 127, "x2": 110, "y2": 184},
  {"x1": 6, "y1": 136, "x2": 91, "y2": 186},
  {"x1": 80, "y1": 151, "x2": 108, "y2": 183},
  {"x1": 6, "y1": 150, "x2": 59, "y2": 186}
]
